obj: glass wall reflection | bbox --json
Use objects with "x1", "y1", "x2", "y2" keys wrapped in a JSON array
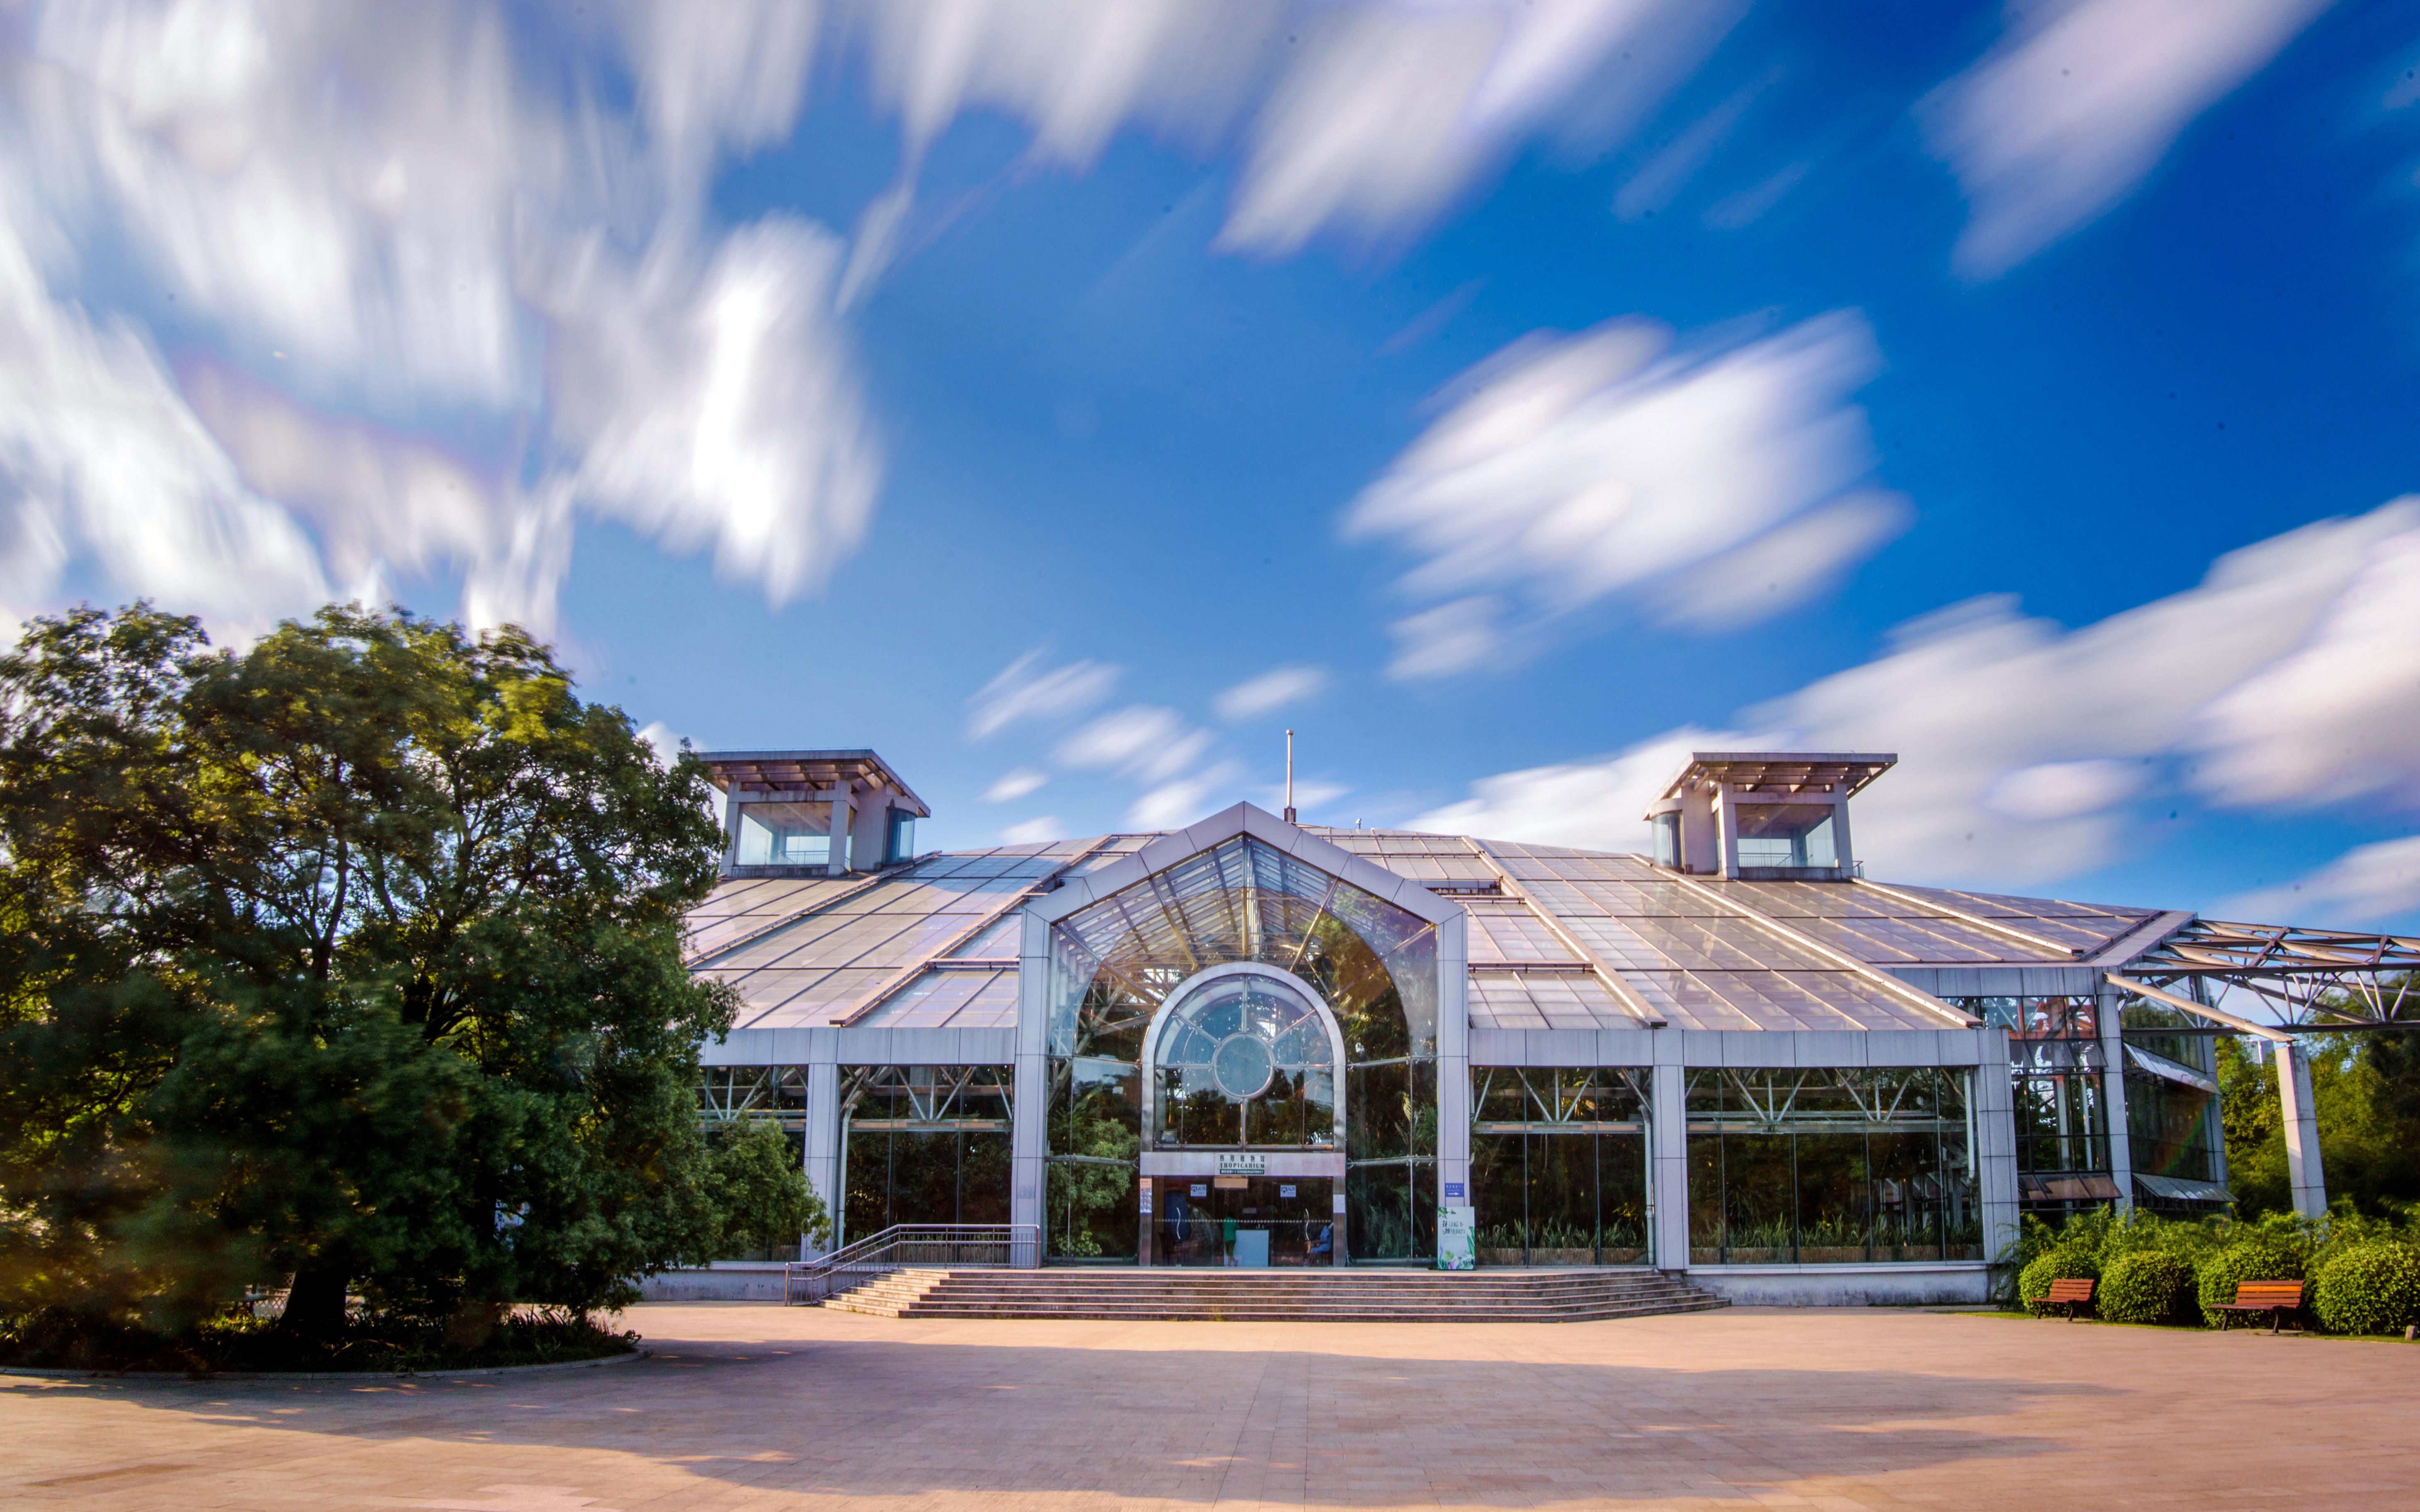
[
  {"x1": 839, "y1": 1065, "x2": 1012, "y2": 1245},
  {"x1": 1686, "y1": 1067, "x2": 1980, "y2": 1264},
  {"x1": 1470, "y1": 1067, "x2": 1649, "y2": 1265}
]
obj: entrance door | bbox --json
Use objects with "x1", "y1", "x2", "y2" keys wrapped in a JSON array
[{"x1": 1150, "y1": 1176, "x2": 1335, "y2": 1266}]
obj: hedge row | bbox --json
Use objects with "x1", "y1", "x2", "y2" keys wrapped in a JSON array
[{"x1": 2015, "y1": 1209, "x2": 2420, "y2": 1335}]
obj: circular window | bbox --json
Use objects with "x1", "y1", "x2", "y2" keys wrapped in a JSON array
[
  {"x1": 1211, "y1": 1033, "x2": 1275, "y2": 1100},
  {"x1": 1150, "y1": 968, "x2": 1339, "y2": 1149}
]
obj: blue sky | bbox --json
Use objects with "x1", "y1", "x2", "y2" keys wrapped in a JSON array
[{"x1": 4, "y1": 1, "x2": 2419, "y2": 927}]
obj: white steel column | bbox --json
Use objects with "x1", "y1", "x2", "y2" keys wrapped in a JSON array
[
  {"x1": 2277, "y1": 1040, "x2": 2328, "y2": 1218},
  {"x1": 1973, "y1": 1031, "x2": 2021, "y2": 1268},
  {"x1": 1009, "y1": 909, "x2": 1050, "y2": 1264},
  {"x1": 2097, "y1": 986, "x2": 2133, "y2": 1212},
  {"x1": 1435, "y1": 911, "x2": 1471, "y2": 1216},
  {"x1": 1650, "y1": 1039, "x2": 1689, "y2": 1271},
  {"x1": 802, "y1": 1049, "x2": 841, "y2": 1257}
]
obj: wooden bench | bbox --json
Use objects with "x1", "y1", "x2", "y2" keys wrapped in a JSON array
[
  {"x1": 2211, "y1": 1280, "x2": 2306, "y2": 1333},
  {"x1": 2041, "y1": 1277, "x2": 2095, "y2": 1320}
]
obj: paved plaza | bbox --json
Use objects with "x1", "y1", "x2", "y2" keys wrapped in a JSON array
[{"x1": 2, "y1": 1302, "x2": 2412, "y2": 1510}]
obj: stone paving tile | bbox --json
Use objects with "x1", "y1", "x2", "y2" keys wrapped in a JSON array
[{"x1": 0, "y1": 1305, "x2": 2415, "y2": 1509}]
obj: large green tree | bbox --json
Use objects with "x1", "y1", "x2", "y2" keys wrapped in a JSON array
[
  {"x1": 2218, "y1": 1014, "x2": 2420, "y2": 1219},
  {"x1": 0, "y1": 603, "x2": 812, "y2": 1338}
]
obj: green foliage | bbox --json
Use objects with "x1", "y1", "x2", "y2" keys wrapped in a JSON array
[
  {"x1": 2195, "y1": 1236, "x2": 2305, "y2": 1326},
  {"x1": 2311, "y1": 1241, "x2": 2420, "y2": 1336},
  {"x1": 0, "y1": 601, "x2": 759, "y2": 1343},
  {"x1": 701, "y1": 1119, "x2": 829, "y2": 1258},
  {"x1": 2099, "y1": 1250, "x2": 2197, "y2": 1325},
  {"x1": 2218, "y1": 1019, "x2": 2420, "y2": 1220},
  {"x1": 0, "y1": 1301, "x2": 632, "y2": 1374}
]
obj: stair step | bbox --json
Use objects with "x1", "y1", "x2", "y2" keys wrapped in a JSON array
[{"x1": 810, "y1": 1266, "x2": 1726, "y2": 1323}]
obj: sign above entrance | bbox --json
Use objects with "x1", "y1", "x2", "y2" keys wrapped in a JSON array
[{"x1": 1216, "y1": 1154, "x2": 1268, "y2": 1176}]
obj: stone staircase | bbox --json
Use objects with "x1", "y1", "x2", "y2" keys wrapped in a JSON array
[{"x1": 823, "y1": 1266, "x2": 1727, "y2": 1323}]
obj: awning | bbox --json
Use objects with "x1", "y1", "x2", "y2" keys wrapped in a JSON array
[
  {"x1": 2019, "y1": 1173, "x2": 2124, "y2": 1202},
  {"x1": 2125, "y1": 1042, "x2": 2219, "y2": 1094},
  {"x1": 2135, "y1": 1173, "x2": 2233, "y2": 1205}
]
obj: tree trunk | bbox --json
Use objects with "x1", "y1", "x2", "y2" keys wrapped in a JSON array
[{"x1": 280, "y1": 1265, "x2": 351, "y2": 1339}]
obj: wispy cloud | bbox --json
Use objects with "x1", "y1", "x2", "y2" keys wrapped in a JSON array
[
  {"x1": 982, "y1": 767, "x2": 1049, "y2": 804},
  {"x1": 1347, "y1": 311, "x2": 1900, "y2": 677},
  {"x1": 1129, "y1": 761, "x2": 1244, "y2": 830},
  {"x1": 1415, "y1": 499, "x2": 2420, "y2": 897},
  {"x1": 1215, "y1": 664, "x2": 1327, "y2": 720},
  {"x1": 1922, "y1": 0, "x2": 2334, "y2": 277},
  {"x1": 966, "y1": 651, "x2": 1120, "y2": 739},
  {"x1": 1058, "y1": 705, "x2": 1211, "y2": 785},
  {"x1": 1000, "y1": 815, "x2": 1066, "y2": 846},
  {"x1": 2227, "y1": 835, "x2": 2420, "y2": 926}
]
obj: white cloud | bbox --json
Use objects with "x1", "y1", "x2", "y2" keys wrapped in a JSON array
[
  {"x1": 1654, "y1": 489, "x2": 1912, "y2": 632},
  {"x1": 982, "y1": 767, "x2": 1049, "y2": 803},
  {"x1": 1215, "y1": 664, "x2": 1327, "y2": 720},
  {"x1": 635, "y1": 719, "x2": 685, "y2": 768},
  {"x1": 1922, "y1": 0, "x2": 2334, "y2": 278},
  {"x1": 1413, "y1": 500, "x2": 2420, "y2": 887},
  {"x1": 1384, "y1": 596, "x2": 1509, "y2": 681},
  {"x1": 835, "y1": 0, "x2": 1739, "y2": 275},
  {"x1": 2226, "y1": 836, "x2": 2420, "y2": 926},
  {"x1": 536, "y1": 218, "x2": 879, "y2": 608},
  {"x1": 1057, "y1": 705, "x2": 1211, "y2": 784},
  {"x1": 1222, "y1": 0, "x2": 1740, "y2": 256},
  {"x1": 1129, "y1": 761, "x2": 1244, "y2": 830},
  {"x1": 965, "y1": 651, "x2": 1120, "y2": 739},
  {"x1": 0, "y1": 2, "x2": 875, "y2": 634},
  {"x1": 1266, "y1": 778, "x2": 1349, "y2": 819},
  {"x1": 1346, "y1": 312, "x2": 1893, "y2": 675},
  {"x1": 2192, "y1": 525, "x2": 2420, "y2": 810},
  {"x1": 1000, "y1": 815, "x2": 1066, "y2": 845},
  {"x1": 1412, "y1": 726, "x2": 1741, "y2": 854},
  {"x1": 0, "y1": 213, "x2": 326, "y2": 634}
]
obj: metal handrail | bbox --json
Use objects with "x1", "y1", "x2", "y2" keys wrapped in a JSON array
[{"x1": 785, "y1": 1224, "x2": 1040, "y2": 1304}]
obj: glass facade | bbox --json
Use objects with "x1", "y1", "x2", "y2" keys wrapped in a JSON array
[
  {"x1": 885, "y1": 811, "x2": 917, "y2": 864},
  {"x1": 1470, "y1": 1067, "x2": 1650, "y2": 1265},
  {"x1": 1046, "y1": 836, "x2": 1439, "y2": 1263},
  {"x1": 2120, "y1": 1000, "x2": 2225, "y2": 1210},
  {"x1": 1729, "y1": 803, "x2": 1837, "y2": 868},
  {"x1": 1951, "y1": 994, "x2": 2121, "y2": 1217},
  {"x1": 839, "y1": 1065, "x2": 1013, "y2": 1245},
  {"x1": 1687, "y1": 1067, "x2": 1980, "y2": 1264},
  {"x1": 735, "y1": 800, "x2": 832, "y2": 867}
]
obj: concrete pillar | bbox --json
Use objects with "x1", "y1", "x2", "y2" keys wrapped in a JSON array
[
  {"x1": 1434, "y1": 912, "x2": 1471, "y2": 1227},
  {"x1": 2277, "y1": 1039, "x2": 2328, "y2": 1219},
  {"x1": 1828, "y1": 795, "x2": 1855, "y2": 877},
  {"x1": 1009, "y1": 909, "x2": 1050, "y2": 1265},
  {"x1": 1650, "y1": 1042, "x2": 1690, "y2": 1272},
  {"x1": 2097, "y1": 987, "x2": 2133, "y2": 1212},
  {"x1": 803, "y1": 1051, "x2": 841, "y2": 1256},
  {"x1": 827, "y1": 784, "x2": 854, "y2": 877},
  {"x1": 1973, "y1": 1031, "x2": 2021, "y2": 1267}
]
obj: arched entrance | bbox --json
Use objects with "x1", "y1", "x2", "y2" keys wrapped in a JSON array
[{"x1": 1138, "y1": 964, "x2": 1348, "y2": 1266}]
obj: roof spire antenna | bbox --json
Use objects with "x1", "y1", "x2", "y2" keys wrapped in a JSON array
[{"x1": 1283, "y1": 729, "x2": 1296, "y2": 824}]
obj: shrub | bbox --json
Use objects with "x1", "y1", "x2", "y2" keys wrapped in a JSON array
[
  {"x1": 2195, "y1": 1237, "x2": 2304, "y2": 1326},
  {"x1": 2019, "y1": 1249, "x2": 2100, "y2": 1315},
  {"x1": 2100, "y1": 1250, "x2": 2197, "y2": 1325},
  {"x1": 2311, "y1": 1241, "x2": 2420, "y2": 1336}
]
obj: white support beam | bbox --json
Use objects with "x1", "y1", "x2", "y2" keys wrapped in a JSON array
[{"x1": 2277, "y1": 1041, "x2": 2328, "y2": 1219}]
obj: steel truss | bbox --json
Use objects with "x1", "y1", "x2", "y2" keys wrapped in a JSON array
[{"x1": 2121, "y1": 918, "x2": 2420, "y2": 1031}]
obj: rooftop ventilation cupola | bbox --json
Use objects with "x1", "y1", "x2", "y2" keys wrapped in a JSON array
[
  {"x1": 701, "y1": 749, "x2": 930, "y2": 878},
  {"x1": 1642, "y1": 751, "x2": 1894, "y2": 882}
]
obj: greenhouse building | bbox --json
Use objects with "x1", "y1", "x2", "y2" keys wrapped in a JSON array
[{"x1": 671, "y1": 748, "x2": 2418, "y2": 1306}]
